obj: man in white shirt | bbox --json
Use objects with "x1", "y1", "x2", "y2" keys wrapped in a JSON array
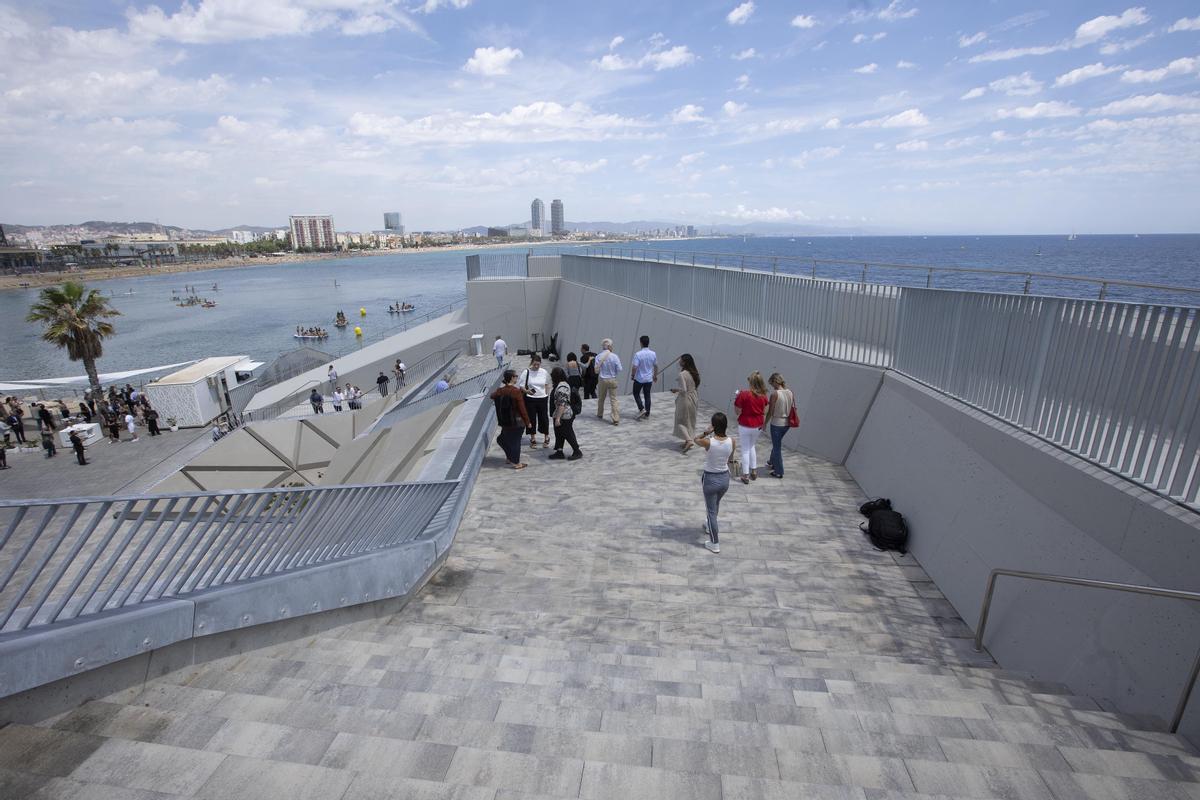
[
  {"x1": 493, "y1": 336, "x2": 507, "y2": 368},
  {"x1": 594, "y1": 338, "x2": 622, "y2": 425},
  {"x1": 327, "y1": 365, "x2": 338, "y2": 392},
  {"x1": 631, "y1": 335, "x2": 658, "y2": 419}
]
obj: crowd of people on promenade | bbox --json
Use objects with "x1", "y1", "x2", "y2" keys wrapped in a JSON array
[
  {"x1": 305, "y1": 359, "x2": 410, "y2": 414},
  {"x1": 490, "y1": 334, "x2": 799, "y2": 554},
  {"x1": 2, "y1": 383, "x2": 169, "y2": 469}
]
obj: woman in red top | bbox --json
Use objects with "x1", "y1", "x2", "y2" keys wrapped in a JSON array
[{"x1": 733, "y1": 371, "x2": 770, "y2": 484}]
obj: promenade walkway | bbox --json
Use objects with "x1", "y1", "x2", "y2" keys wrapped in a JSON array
[{"x1": 2, "y1": 392, "x2": 1198, "y2": 798}]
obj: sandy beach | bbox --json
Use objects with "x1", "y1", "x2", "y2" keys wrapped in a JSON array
[{"x1": 0, "y1": 238, "x2": 624, "y2": 292}]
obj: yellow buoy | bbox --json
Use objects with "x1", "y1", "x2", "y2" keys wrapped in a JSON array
[
  {"x1": 354, "y1": 326, "x2": 362, "y2": 336},
  {"x1": 359, "y1": 307, "x2": 366, "y2": 316}
]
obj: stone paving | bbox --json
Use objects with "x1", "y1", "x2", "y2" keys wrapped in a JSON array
[{"x1": 3, "y1": 392, "x2": 1200, "y2": 798}]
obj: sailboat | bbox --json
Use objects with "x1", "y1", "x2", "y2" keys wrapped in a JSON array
[{"x1": 1068, "y1": 230, "x2": 1077, "y2": 241}]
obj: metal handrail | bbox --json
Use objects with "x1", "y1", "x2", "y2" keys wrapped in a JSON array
[
  {"x1": 327, "y1": 297, "x2": 467, "y2": 356},
  {"x1": 582, "y1": 246, "x2": 1200, "y2": 301},
  {"x1": 973, "y1": 568, "x2": 1200, "y2": 733}
]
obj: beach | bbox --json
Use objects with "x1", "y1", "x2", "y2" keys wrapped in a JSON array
[{"x1": 0, "y1": 238, "x2": 622, "y2": 292}]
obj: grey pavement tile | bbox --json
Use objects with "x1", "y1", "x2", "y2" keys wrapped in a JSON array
[
  {"x1": 823, "y1": 730, "x2": 947, "y2": 761},
  {"x1": 344, "y1": 774, "x2": 498, "y2": 800},
  {"x1": 904, "y1": 759, "x2": 1056, "y2": 799},
  {"x1": 203, "y1": 718, "x2": 336, "y2": 765},
  {"x1": 193, "y1": 755, "x2": 354, "y2": 800},
  {"x1": 775, "y1": 752, "x2": 916, "y2": 792},
  {"x1": 0, "y1": 725, "x2": 108, "y2": 778},
  {"x1": 1038, "y1": 770, "x2": 1200, "y2": 800},
  {"x1": 650, "y1": 737, "x2": 781, "y2": 779},
  {"x1": 69, "y1": 738, "x2": 226, "y2": 795},
  {"x1": 444, "y1": 747, "x2": 584, "y2": 796},
  {"x1": 579, "y1": 760, "x2": 722, "y2": 800},
  {"x1": 722, "y1": 775, "x2": 868, "y2": 800},
  {"x1": 937, "y1": 739, "x2": 1072, "y2": 772},
  {"x1": 320, "y1": 732, "x2": 456, "y2": 781},
  {"x1": 27, "y1": 777, "x2": 186, "y2": 800},
  {"x1": 1056, "y1": 747, "x2": 1200, "y2": 782}
]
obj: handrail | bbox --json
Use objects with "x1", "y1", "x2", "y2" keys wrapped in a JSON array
[
  {"x1": 582, "y1": 246, "x2": 1200, "y2": 301},
  {"x1": 973, "y1": 568, "x2": 1200, "y2": 733}
]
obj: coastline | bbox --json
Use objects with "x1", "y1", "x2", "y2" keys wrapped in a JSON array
[{"x1": 0, "y1": 238, "x2": 623, "y2": 292}]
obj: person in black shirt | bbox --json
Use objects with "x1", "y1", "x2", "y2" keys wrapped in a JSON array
[
  {"x1": 145, "y1": 407, "x2": 161, "y2": 436},
  {"x1": 376, "y1": 371, "x2": 389, "y2": 397},
  {"x1": 69, "y1": 430, "x2": 87, "y2": 465},
  {"x1": 579, "y1": 344, "x2": 598, "y2": 400}
]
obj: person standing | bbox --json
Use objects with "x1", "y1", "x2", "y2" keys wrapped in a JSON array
[
  {"x1": 332, "y1": 388, "x2": 344, "y2": 411},
  {"x1": 734, "y1": 371, "x2": 770, "y2": 484},
  {"x1": 548, "y1": 366, "x2": 582, "y2": 461},
  {"x1": 594, "y1": 338, "x2": 622, "y2": 424},
  {"x1": 124, "y1": 412, "x2": 139, "y2": 442},
  {"x1": 78, "y1": 402, "x2": 93, "y2": 423},
  {"x1": 41, "y1": 430, "x2": 57, "y2": 458},
  {"x1": 309, "y1": 388, "x2": 324, "y2": 414},
  {"x1": 69, "y1": 429, "x2": 87, "y2": 465},
  {"x1": 4, "y1": 408, "x2": 25, "y2": 444},
  {"x1": 376, "y1": 371, "x2": 390, "y2": 397},
  {"x1": 631, "y1": 335, "x2": 658, "y2": 419},
  {"x1": 327, "y1": 365, "x2": 338, "y2": 392},
  {"x1": 518, "y1": 354, "x2": 551, "y2": 450},
  {"x1": 694, "y1": 412, "x2": 733, "y2": 554},
  {"x1": 145, "y1": 406, "x2": 161, "y2": 436},
  {"x1": 493, "y1": 336, "x2": 508, "y2": 369},
  {"x1": 766, "y1": 372, "x2": 796, "y2": 479},
  {"x1": 83, "y1": 388, "x2": 95, "y2": 415},
  {"x1": 672, "y1": 354, "x2": 700, "y2": 453},
  {"x1": 490, "y1": 369, "x2": 531, "y2": 469},
  {"x1": 579, "y1": 344, "x2": 598, "y2": 400},
  {"x1": 105, "y1": 410, "x2": 121, "y2": 442},
  {"x1": 393, "y1": 358, "x2": 406, "y2": 388},
  {"x1": 37, "y1": 403, "x2": 56, "y2": 433}
]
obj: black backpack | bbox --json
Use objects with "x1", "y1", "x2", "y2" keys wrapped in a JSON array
[
  {"x1": 861, "y1": 509, "x2": 908, "y2": 554},
  {"x1": 859, "y1": 497, "x2": 892, "y2": 516},
  {"x1": 494, "y1": 393, "x2": 518, "y2": 428},
  {"x1": 569, "y1": 389, "x2": 582, "y2": 416}
]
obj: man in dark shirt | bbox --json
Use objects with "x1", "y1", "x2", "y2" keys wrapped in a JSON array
[
  {"x1": 309, "y1": 388, "x2": 324, "y2": 414},
  {"x1": 376, "y1": 371, "x2": 390, "y2": 397},
  {"x1": 69, "y1": 430, "x2": 87, "y2": 465}
]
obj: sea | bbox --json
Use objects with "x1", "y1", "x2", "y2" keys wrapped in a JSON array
[{"x1": 3, "y1": 234, "x2": 1198, "y2": 384}]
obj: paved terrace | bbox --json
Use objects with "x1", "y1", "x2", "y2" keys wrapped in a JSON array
[{"x1": 2, "y1": 392, "x2": 1199, "y2": 799}]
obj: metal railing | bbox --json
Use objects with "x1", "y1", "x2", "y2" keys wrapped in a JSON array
[
  {"x1": 580, "y1": 246, "x2": 1200, "y2": 304},
  {"x1": 372, "y1": 362, "x2": 507, "y2": 433},
  {"x1": 0, "y1": 480, "x2": 457, "y2": 633},
  {"x1": 560, "y1": 253, "x2": 1200, "y2": 510},
  {"x1": 466, "y1": 253, "x2": 530, "y2": 280},
  {"x1": 973, "y1": 568, "x2": 1200, "y2": 733}
]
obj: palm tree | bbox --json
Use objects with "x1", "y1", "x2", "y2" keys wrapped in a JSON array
[{"x1": 26, "y1": 282, "x2": 121, "y2": 395}]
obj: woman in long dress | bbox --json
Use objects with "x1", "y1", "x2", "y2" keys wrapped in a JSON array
[{"x1": 672, "y1": 353, "x2": 701, "y2": 453}]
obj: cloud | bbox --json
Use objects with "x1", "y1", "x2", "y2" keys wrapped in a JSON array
[
  {"x1": 1093, "y1": 93, "x2": 1200, "y2": 115},
  {"x1": 717, "y1": 204, "x2": 808, "y2": 221},
  {"x1": 877, "y1": 0, "x2": 919, "y2": 21},
  {"x1": 594, "y1": 53, "x2": 636, "y2": 71},
  {"x1": 1100, "y1": 34, "x2": 1153, "y2": 55},
  {"x1": 727, "y1": 2, "x2": 755, "y2": 26},
  {"x1": 1170, "y1": 17, "x2": 1200, "y2": 32},
  {"x1": 735, "y1": 74, "x2": 750, "y2": 90},
  {"x1": 989, "y1": 72, "x2": 1043, "y2": 96},
  {"x1": 995, "y1": 101, "x2": 1081, "y2": 119},
  {"x1": 348, "y1": 101, "x2": 649, "y2": 144},
  {"x1": 463, "y1": 46, "x2": 523, "y2": 76},
  {"x1": 896, "y1": 60, "x2": 916, "y2": 69},
  {"x1": 632, "y1": 154, "x2": 653, "y2": 169},
  {"x1": 732, "y1": 48, "x2": 756, "y2": 60},
  {"x1": 959, "y1": 31, "x2": 987, "y2": 47},
  {"x1": 854, "y1": 63, "x2": 879, "y2": 74},
  {"x1": 641, "y1": 44, "x2": 697, "y2": 71},
  {"x1": 1054, "y1": 62, "x2": 1122, "y2": 87},
  {"x1": 961, "y1": 87, "x2": 986, "y2": 100},
  {"x1": 790, "y1": 146, "x2": 842, "y2": 167},
  {"x1": 550, "y1": 157, "x2": 607, "y2": 174},
  {"x1": 722, "y1": 101, "x2": 746, "y2": 117},
  {"x1": 854, "y1": 108, "x2": 930, "y2": 127},
  {"x1": 853, "y1": 32, "x2": 887, "y2": 44},
  {"x1": 677, "y1": 151, "x2": 704, "y2": 166},
  {"x1": 971, "y1": 6, "x2": 1151, "y2": 63},
  {"x1": 1073, "y1": 7, "x2": 1149, "y2": 45},
  {"x1": 126, "y1": 0, "x2": 420, "y2": 43},
  {"x1": 591, "y1": 35, "x2": 695, "y2": 71},
  {"x1": 790, "y1": 14, "x2": 817, "y2": 29},
  {"x1": 608, "y1": 35, "x2": 624, "y2": 50},
  {"x1": 895, "y1": 139, "x2": 928, "y2": 151},
  {"x1": 1121, "y1": 57, "x2": 1198, "y2": 83},
  {"x1": 823, "y1": 118, "x2": 841, "y2": 129},
  {"x1": 417, "y1": 0, "x2": 471, "y2": 11},
  {"x1": 672, "y1": 104, "x2": 707, "y2": 123}
]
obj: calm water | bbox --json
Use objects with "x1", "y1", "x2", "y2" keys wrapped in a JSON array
[{"x1": 3, "y1": 235, "x2": 1199, "y2": 383}]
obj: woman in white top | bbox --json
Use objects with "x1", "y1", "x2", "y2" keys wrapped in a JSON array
[
  {"x1": 766, "y1": 372, "x2": 796, "y2": 479},
  {"x1": 693, "y1": 412, "x2": 733, "y2": 554},
  {"x1": 519, "y1": 354, "x2": 552, "y2": 449}
]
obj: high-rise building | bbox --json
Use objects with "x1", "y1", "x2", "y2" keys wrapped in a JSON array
[
  {"x1": 289, "y1": 215, "x2": 335, "y2": 250},
  {"x1": 530, "y1": 198, "x2": 544, "y2": 234},
  {"x1": 383, "y1": 212, "x2": 403, "y2": 233},
  {"x1": 550, "y1": 199, "x2": 564, "y2": 235}
]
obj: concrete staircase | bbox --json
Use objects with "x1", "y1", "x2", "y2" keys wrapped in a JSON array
[{"x1": 2, "y1": 395, "x2": 1197, "y2": 799}]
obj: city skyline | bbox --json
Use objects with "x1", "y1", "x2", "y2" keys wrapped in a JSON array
[{"x1": 1, "y1": 2, "x2": 1198, "y2": 234}]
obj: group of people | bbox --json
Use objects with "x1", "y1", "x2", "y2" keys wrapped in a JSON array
[
  {"x1": 2, "y1": 383, "x2": 166, "y2": 469},
  {"x1": 489, "y1": 334, "x2": 800, "y2": 554},
  {"x1": 310, "y1": 383, "x2": 366, "y2": 413},
  {"x1": 388, "y1": 302, "x2": 415, "y2": 313},
  {"x1": 296, "y1": 325, "x2": 329, "y2": 338}
]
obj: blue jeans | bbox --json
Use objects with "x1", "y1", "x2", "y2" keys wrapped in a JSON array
[
  {"x1": 633, "y1": 380, "x2": 652, "y2": 414},
  {"x1": 768, "y1": 424, "x2": 788, "y2": 476},
  {"x1": 496, "y1": 355, "x2": 504, "y2": 368},
  {"x1": 702, "y1": 471, "x2": 729, "y2": 543}
]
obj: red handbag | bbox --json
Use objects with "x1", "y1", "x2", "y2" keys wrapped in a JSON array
[{"x1": 786, "y1": 391, "x2": 799, "y2": 428}]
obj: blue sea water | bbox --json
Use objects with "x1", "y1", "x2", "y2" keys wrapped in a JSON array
[{"x1": 2, "y1": 235, "x2": 1198, "y2": 383}]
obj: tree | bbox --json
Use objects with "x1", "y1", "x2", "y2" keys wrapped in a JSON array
[{"x1": 26, "y1": 282, "x2": 121, "y2": 395}]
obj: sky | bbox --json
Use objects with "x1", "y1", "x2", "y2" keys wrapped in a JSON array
[{"x1": 1, "y1": 1, "x2": 1198, "y2": 235}]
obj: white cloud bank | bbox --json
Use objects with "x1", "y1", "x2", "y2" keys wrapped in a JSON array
[
  {"x1": 1054, "y1": 62, "x2": 1122, "y2": 87},
  {"x1": 463, "y1": 46, "x2": 523, "y2": 76},
  {"x1": 970, "y1": 6, "x2": 1150, "y2": 63},
  {"x1": 726, "y1": 2, "x2": 755, "y2": 26}
]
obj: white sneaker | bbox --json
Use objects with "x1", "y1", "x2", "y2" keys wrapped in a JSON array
[{"x1": 705, "y1": 541, "x2": 720, "y2": 554}]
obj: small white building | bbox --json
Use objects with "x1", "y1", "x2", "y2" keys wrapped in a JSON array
[{"x1": 145, "y1": 356, "x2": 262, "y2": 428}]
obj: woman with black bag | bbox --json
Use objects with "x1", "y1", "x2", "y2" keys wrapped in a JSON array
[
  {"x1": 518, "y1": 354, "x2": 551, "y2": 450},
  {"x1": 579, "y1": 344, "x2": 598, "y2": 399},
  {"x1": 548, "y1": 367, "x2": 583, "y2": 461}
]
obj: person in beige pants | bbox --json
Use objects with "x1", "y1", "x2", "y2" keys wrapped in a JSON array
[{"x1": 594, "y1": 338, "x2": 623, "y2": 424}]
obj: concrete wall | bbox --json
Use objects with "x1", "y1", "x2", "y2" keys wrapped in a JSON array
[
  {"x1": 467, "y1": 278, "x2": 560, "y2": 358},
  {"x1": 847, "y1": 373, "x2": 1200, "y2": 738},
  {"x1": 549, "y1": 280, "x2": 882, "y2": 464}
]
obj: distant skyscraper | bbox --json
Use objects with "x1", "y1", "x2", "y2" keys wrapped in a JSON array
[
  {"x1": 289, "y1": 215, "x2": 335, "y2": 250},
  {"x1": 530, "y1": 199, "x2": 544, "y2": 234},
  {"x1": 383, "y1": 212, "x2": 402, "y2": 232},
  {"x1": 550, "y1": 199, "x2": 564, "y2": 235}
]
